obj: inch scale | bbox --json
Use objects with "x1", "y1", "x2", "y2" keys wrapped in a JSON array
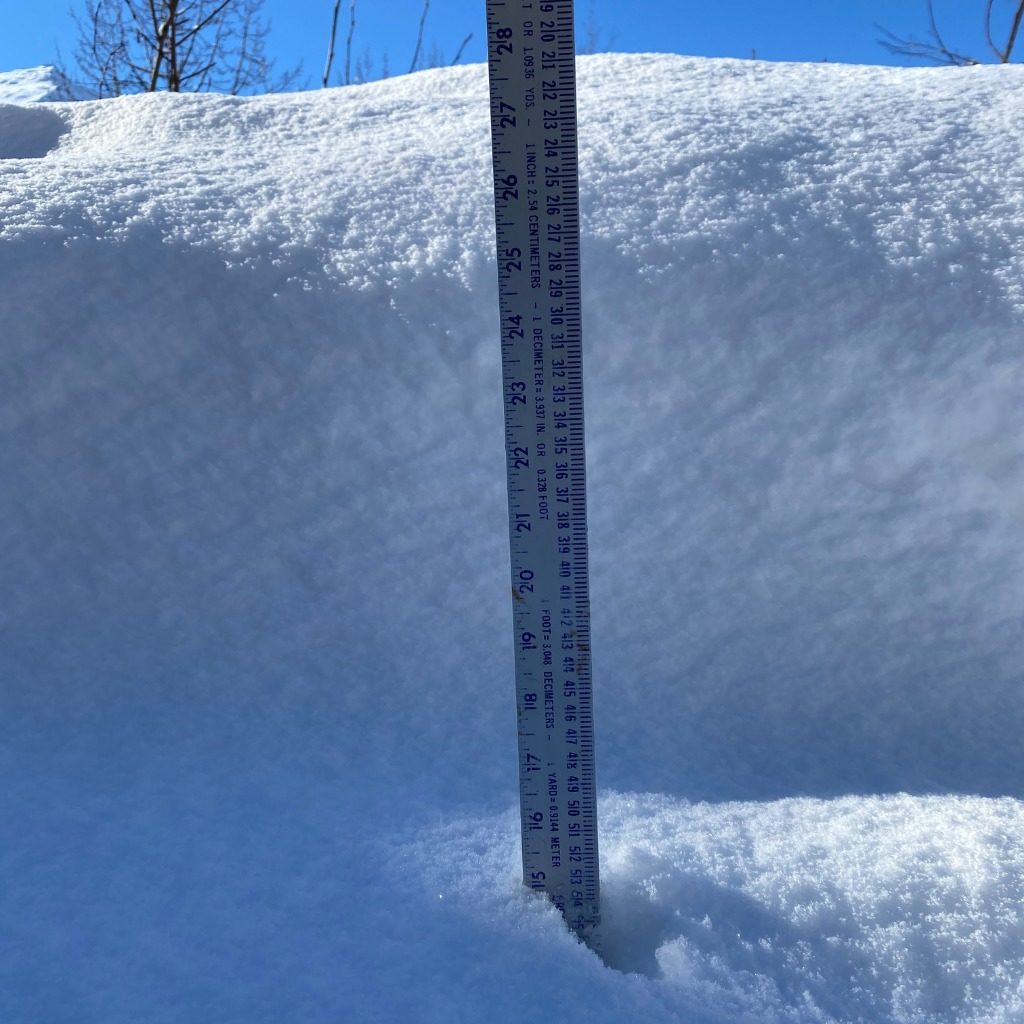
[{"x1": 486, "y1": 0, "x2": 600, "y2": 944}]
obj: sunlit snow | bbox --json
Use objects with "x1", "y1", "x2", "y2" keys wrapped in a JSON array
[
  {"x1": 0, "y1": 65, "x2": 63, "y2": 104},
  {"x1": 2, "y1": 55, "x2": 1023, "y2": 1023}
]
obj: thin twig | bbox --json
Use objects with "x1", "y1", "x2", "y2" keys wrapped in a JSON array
[
  {"x1": 323, "y1": 0, "x2": 342, "y2": 87},
  {"x1": 876, "y1": 0, "x2": 980, "y2": 66},
  {"x1": 408, "y1": 0, "x2": 428, "y2": 73},
  {"x1": 345, "y1": 0, "x2": 357, "y2": 85},
  {"x1": 450, "y1": 31, "x2": 472, "y2": 65},
  {"x1": 1003, "y1": 1, "x2": 1024, "y2": 61}
]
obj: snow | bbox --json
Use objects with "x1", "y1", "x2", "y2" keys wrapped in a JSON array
[
  {"x1": 0, "y1": 65, "x2": 63, "y2": 104},
  {"x1": 2, "y1": 55, "x2": 1023, "y2": 1022},
  {"x1": 416, "y1": 794, "x2": 1024, "y2": 1022}
]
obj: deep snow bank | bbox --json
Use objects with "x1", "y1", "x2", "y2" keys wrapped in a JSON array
[{"x1": 2, "y1": 55, "x2": 1024, "y2": 1023}]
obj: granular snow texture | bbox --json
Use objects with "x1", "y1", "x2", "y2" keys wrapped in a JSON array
[{"x1": 1, "y1": 55, "x2": 1023, "y2": 1023}]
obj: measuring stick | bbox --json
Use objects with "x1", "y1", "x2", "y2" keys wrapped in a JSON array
[{"x1": 486, "y1": 0, "x2": 600, "y2": 944}]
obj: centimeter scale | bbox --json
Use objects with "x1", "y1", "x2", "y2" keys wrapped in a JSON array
[{"x1": 486, "y1": 0, "x2": 600, "y2": 944}]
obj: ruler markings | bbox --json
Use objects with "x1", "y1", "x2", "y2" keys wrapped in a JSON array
[{"x1": 486, "y1": 0, "x2": 600, "y2": 945}]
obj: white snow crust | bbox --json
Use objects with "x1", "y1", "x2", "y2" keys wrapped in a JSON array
[
  {"x1": 2, "y1": 55, "x2": 1024, "y2": 1023},
  {"x1": 0, "y1": 65, "x2": 63, "y2": 104}
]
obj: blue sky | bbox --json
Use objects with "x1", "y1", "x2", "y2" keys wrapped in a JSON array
[{"x1": 0, "y1": 0, "x2": 1007, "y2": 85}]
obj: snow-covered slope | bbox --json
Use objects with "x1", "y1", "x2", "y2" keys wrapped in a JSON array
[
  {"x1": 2, "y1": 56, "x2": 1023, "y2": 1023},
  {"x1": 0, "y1": 65, "x2": 64, "y2": 103}
]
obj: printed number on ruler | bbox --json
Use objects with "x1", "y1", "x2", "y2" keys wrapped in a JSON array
[{"x1": 486, "y1": 0, "x2": 600, "y2": 943}]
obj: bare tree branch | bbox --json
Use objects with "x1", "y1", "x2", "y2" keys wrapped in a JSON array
[
  {"x1": 323, "y1": 0, "x2": 342, "y2": 87},
  {"x1": 986, "y1": 0, "x2": 1003, "y2": 59},
  {"x1": 146, "y1": 0, "x2": 172, "y2": 90},
  {"x1": 408, "y1": 0, "x2": 428, "y2": 73},
  {"x1": 996, "y1": 0, "x2": 1024, "y2": 61},
  {"x1": 450, "y1": 31, "x2": 472, "y2": 66},
  {"x1": 879, "y1": 0, "x2": 1023, "y2": 66},
  {"x1": 65, "y1": 0, "x2": 299, "y2": 95},
  {"x1": 345, "y1": 0, "x2": 356, "y2": 85}
]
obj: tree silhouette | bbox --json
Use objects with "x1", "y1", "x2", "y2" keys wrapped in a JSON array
[
  {"x1": 879, "y1": 0, "x2": 1024, "y2": 65},
  {"x1": 61, "y1": 0, "x2": 299, "y2": 97}
]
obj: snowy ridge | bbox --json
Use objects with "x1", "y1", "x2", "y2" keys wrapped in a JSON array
[
  {"x1": 2, "y1": 55, "x2": 1023, "y2": 1022},
  {"x1": 0, "y1": 65, "x2": 64, "y2": 104}
]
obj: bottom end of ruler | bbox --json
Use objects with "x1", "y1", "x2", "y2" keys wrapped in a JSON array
[
  {"x1": 529, "y1": 884, "x2": 603, "y2": 955},
  {"x1": 575, "y1": 921, "x2": 603, "y2": 957}
]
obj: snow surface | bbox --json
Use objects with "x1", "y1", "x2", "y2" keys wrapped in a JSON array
[
  {"x1": 0, "y1": 65, "x2": 64, "y2": 104},
  {"x1": 2, "y1": 55, "x2": 1024, "y2": 1022}
]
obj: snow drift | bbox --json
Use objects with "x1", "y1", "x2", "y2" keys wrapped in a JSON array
[
  {"x1": 0, "y1": 65, "x2": 65, "y2": 104},
  {"x1": 2, "y1": 55, "x2": 1023, "y2": 1022}
]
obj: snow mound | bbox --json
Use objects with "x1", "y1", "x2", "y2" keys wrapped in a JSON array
[
  {"x1": 3, "y1": 57, "x2": 1022, "y2": 801},
  {"x1": 408, "y1": 792, "x2": 1024, "y2": 1023},
  {"x1": 2, "y1": 54, "x2": 1024, "y2": 1022},
  {"x1": 0, "y1": 65, "x2": 65, "y2": 103}
]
